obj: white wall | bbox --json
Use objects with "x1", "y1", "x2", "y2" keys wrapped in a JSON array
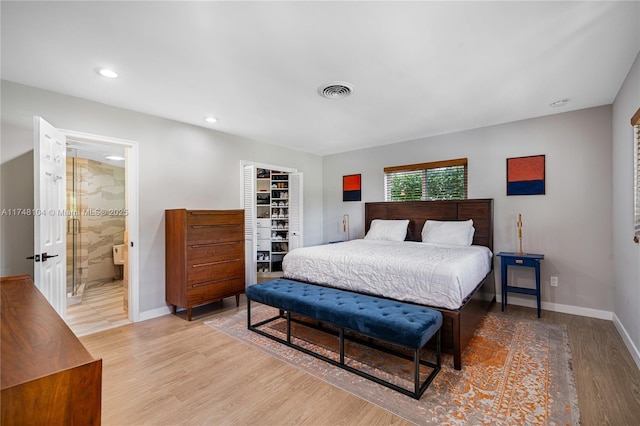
[
  {"x1": 0, "y1": 80, "x2": 324, "y2": 314},
  {"x1": 612, "y1": 51, "x2": 640, "y2": 367},
  {"x1": 323, "y1": 106, "x2": 614, "y2": 315}
]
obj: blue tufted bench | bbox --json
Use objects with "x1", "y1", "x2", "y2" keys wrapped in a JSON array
[{"x1": 246, "y1": 278, "x2": 442, "y2": 399}]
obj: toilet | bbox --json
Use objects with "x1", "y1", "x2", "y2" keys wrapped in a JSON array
[
  {"x1": 113, "y1": 244, "x2": 125, "y2": 281},
  {"x1": 113, "y1": 244, "x2": 125, "y2": 265}
]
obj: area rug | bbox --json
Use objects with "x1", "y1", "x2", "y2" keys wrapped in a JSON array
[{"x1": 204, "y1": 305, "x2": 580, "y2": 425}]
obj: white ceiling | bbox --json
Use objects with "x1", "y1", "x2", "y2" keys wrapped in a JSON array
[
  {"x1": 2, "y1": 1, "x2": 639, "y2": 156},
  {"x1": 66, "y1": 139, "x2": 125, "y2": 168}
]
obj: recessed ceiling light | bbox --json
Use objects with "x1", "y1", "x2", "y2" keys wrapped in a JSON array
[
  {"x1": 105, "y1": 155, "x2": 125, "y2": 161},
  {"x1": 550, "y1": 99, "x2": 569, "y2": 108},
  {"x1": 94, "y1": 67, "x2": 119, "y2": 79},
  {"x1": 204, "y1": 116, "x2": 219, "y2": 124},
  {"x1": 318, "y1": 82, "x2": 354, "y2": 99}
]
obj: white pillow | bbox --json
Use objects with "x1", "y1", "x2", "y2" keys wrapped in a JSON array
[
  {"x1": 421, "y1": 219, "x2": 474, "y2": 246},
  {"x1": 364, "y1": 219, "x2": 409, "y2": 241}
]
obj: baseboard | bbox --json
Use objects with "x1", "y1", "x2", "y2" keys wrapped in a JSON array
[
  {"x1": 500, "y1": 294, "x2": 613, "y2": 320},
  {"x1": 139, "y1": 305, "x2": 172, "y2": 321},
  {"x1": 613, "y1": 313, "x2": 640, "y2": 370}
]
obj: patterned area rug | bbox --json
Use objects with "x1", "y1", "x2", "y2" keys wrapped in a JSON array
[{"x1": 205, "y1": 305, "x2": 580, "y2": 425}]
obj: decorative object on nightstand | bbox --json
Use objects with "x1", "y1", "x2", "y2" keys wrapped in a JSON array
[
  {"x1": 496, "y1": 252, "x2": 544, "y2": 318},
  {"x1": 342, "y1": 213, "x2": 350, "y2": 240},
  {"x1": 517, "y1": 213, "x2": 524, "y2": 254}
]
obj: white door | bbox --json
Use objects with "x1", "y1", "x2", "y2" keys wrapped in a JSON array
[
  {"x1": 243, "y1": 164, "x2": 257, "y2": 286},
  {"x1": 33, "y1": 116, "x2": 67, "y2": 318},
  {"x1": 288, "y1": 172, "x2": 304, "y2": 251}
]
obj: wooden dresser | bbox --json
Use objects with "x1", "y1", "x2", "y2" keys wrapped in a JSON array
[
  {"x1": 165, "y1": 209, "x2": 245, "y2": 320},
  {"x1": 1, "y1": 274, "x2": 102, "y2": 425}
]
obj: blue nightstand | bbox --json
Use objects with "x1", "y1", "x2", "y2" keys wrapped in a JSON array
[{"x1": 496, "y1": 252, "x2": 544, "y2": 318}]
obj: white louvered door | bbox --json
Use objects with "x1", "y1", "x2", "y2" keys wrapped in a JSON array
[
  {"x1": 243, "y1": 164, "x2": 257, "y2": 286},
  {"x1": 288, "y1": 172, "x2": 304, "y2": 251}
]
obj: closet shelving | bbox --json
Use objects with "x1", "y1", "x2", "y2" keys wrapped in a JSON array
[{"x1": 256, "y1": 168, "x2": 289, "y2": 276}]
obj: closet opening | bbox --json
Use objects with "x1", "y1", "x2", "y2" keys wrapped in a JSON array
[{"x1": 241, "y1": 161, "x2": 303, "y2": 286}]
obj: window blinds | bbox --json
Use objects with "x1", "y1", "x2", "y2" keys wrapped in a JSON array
[{"x1": 384, "y1": 158, "x2": 468, "y2": 202}]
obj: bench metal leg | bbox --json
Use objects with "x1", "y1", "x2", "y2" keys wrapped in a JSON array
[
  {"x1": 247, "y1": 299, "x2": 251, "y2": 328},
  {"x1": 414, "y1": 348, "x2": 421, "y2": 396},
  {"x1": 437, "y1": 328, "x2": 441, "y2": 366},
  {"x1": 246, "y1": 300, "x2": 442, "y2": 399},
  {"x1": 248, "y1": 299, "x2": 286, "y2": 330},
  {"x1": 339, "y1": 328, "x2": 345, "y2": 364}
]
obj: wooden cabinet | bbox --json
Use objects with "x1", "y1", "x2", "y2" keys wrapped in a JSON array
[
  {"x1": 165, "y1": 209, "x2": 245, "y2": 320},
  {"x1": 1, "y1": 274, "x2": 102, "y2": 425}
]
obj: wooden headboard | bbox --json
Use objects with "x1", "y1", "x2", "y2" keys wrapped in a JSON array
[{"x1": 365, "y1": 199, "x2": 493, "y2": 252}]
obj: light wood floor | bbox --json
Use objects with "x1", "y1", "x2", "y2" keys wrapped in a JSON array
[
  {"x1": 80, "y1": 298, "x2": 640, "y2": 426},
  {"x1": 66, "y1": 281, "x2": 130, "y2": 336}
]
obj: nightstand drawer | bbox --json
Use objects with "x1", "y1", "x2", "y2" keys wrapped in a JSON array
[{"x1": 502, "y1": 256, "x2": 539, "y2": 268}]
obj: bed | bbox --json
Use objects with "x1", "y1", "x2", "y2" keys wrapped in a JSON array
[{"x1": 282, "y1": 199, "x2": 495, "y2": 370}]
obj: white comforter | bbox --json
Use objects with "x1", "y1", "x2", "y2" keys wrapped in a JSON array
[{"x1": 282, "y1": 239, "x2": 492, "y2": 310}]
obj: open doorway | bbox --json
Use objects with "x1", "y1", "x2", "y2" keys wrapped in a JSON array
[
  {"x1": 241, "y1": 161, "x2": 303, "y2": 287},
  {"x1": 33, "y1": 117, "x2": 140, "y2": 336},
  {"x1": 64, "y1": 140, "x2": 130, "y2": 335}
]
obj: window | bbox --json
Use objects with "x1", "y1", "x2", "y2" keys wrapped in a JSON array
[
  {"x1": 384, "y1": 158, "x2": 468, "y2": 202},
  {"x1": 633, "y1": 108, "x2": 640, "y2": 243}
]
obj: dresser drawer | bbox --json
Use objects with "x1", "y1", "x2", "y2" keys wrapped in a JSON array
[
  {"x1": 187, "y1": 242, "x2": 243, "y2": 266},
  {"x1": 187, "y1": 224, "x2": 242, "y2": 244},
  {"x1": 187, "y1": 276, "x2": 245, "y2": 306},
  {"x1": 257, "y1": 218, "x2": 271, "y2": 228},
  {"x1": 186, "y1": 210, "x2": 243, "y2": 226},
  {"x1": 188, "y1": 258, "x2": 244, "y2": 285}
]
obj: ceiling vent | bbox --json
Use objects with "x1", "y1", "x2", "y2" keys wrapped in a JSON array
[{"x1": 318, "y1": 82, "x2": 354, "y2": 99}]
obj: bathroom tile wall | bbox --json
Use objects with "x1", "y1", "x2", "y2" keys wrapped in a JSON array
[
  {"x1": 66, "y1": 157, "x2": 125, "y2": 292},
  {"x1": 86, "y1": 160, "x2": 125, "y2": 287}
]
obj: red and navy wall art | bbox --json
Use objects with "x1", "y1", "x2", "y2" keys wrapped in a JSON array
[
  {"x1": 506, "y1": 155, "x2": 545, "y2": 196},
  {"x1": 343, "y1": 174, "x2": 361, "y2": 201}
]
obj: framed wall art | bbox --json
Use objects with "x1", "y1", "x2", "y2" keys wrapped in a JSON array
[
  {"x1": 343, "y1": 174, "x2": 361, "y2": 201},
  {"x1": 506, "y1": 155, "x2": 545, "y2": 196}
]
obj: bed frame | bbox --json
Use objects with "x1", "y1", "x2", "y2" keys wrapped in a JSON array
[{"x1": 365, "y1": 199, "x2": 495, "y2": 370}]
